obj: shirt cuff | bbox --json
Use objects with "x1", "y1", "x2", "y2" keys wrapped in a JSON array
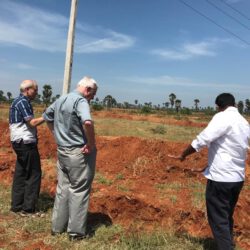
[
  {"x1": 191, "y1": 139, "x2": 201, "y2": 152},
  {"x1": 42, "y1": 113, "x2": 54, "y2": 122}
]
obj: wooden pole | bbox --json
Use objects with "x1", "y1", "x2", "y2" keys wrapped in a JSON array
[{"x1": 62, "y1": 0, "x2": 78, "y2": 95}]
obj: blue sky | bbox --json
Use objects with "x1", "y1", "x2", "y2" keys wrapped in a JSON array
[{"x1": 0, "y1": 0, "x2": 250, "y2": 108}]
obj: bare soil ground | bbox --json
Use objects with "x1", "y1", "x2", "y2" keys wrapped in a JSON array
[{"x1": 0, "y1": 113, "x2": 249, "y2": 249}]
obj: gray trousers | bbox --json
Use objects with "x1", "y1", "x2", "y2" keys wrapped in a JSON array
[{"x1": 52, "y1": 146, "x2": 96, "y2": 236}]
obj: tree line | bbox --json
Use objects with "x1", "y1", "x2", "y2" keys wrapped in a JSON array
[{"x1": 1, "y1": 86, "x2": 250, "y2": 115}]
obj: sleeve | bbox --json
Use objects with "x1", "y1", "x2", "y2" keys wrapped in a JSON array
[
  {"x1": 17, "y1": 99, "x2": 34, "y2": 121},
  {"x1": 191, "y1": 113, "x2": 230, "y2": 151},
  {"x1": 76, "y1": 98, "x2": 92, "y2": 123},
  {"x1": 43, "y1": 102, "x2": 56, "y2": 122}
]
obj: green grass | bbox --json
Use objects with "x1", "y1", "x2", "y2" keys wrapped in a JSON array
[
  {"x1": 186, "y1": 182, "x2": 206, "y2": 210},
  {"x1": 95, "y1": 118, "x2": 202, "y2": 142},
  {"x1": 95, "y1": 172, "x2": 113, "y2": 185},
  {"x1": 155, "y1": 181, "x2": 207, "y2": 210},
  {"x1": 155, "y1": 182, "x2": 183, "y2": 191}
]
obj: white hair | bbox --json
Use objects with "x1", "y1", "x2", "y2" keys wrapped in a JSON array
[
  {"x1": 20, "y1": 80, "x2": 37, "y2": 92},
  {"x1": 77, "y1": 76, "x2": 98, "y2": 89}
]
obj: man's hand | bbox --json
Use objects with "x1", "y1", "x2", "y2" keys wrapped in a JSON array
[
  {"x1": 168, "y1": 154, "x2": 186, "y2": 161},
  {"x1": 81, "y1": 144, "x2": 95, "y2": 154},
  {"x1": 168, "y1": 144, "x2": 196, "y2": 162},
  {"x1": 82, "y1": 120, "x2": 96, "y2": 154}
]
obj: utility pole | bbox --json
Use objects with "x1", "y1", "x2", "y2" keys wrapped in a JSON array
[{"x1": 62, "y1": 0, "x2": 78, "y2": 95}]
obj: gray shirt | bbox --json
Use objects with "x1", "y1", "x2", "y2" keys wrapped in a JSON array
[{"x1": 43, "y1": 90, "x2": 92, "y2": 147}]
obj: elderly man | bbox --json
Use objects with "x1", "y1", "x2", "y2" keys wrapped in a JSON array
[
  {"x1": 9, "y1": 80, "x2": 44, "y2": 216},
  {"x1": 169, "y1": 93, "x2": 250, "y2": 250},
  {"x1": 43, "y1": 76, "x2": 98, "y2": 241}
]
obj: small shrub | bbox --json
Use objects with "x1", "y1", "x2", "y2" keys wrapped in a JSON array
[
  {"x1": 116, "y1": 173, "x2": 124, "y2": 180},
  {"x1": 92, "y1": 103, "x2": 103, "y2": 111},
  {"x1": 150, "y1": 125, "x2": 166, "y2": 134},
  {"x1": 141, "y1": 106, "x2": 152, "y2": 114},
  {"x1": 180, "y1": 108, "x2": 192, "y2": 115},
  {"x1": 95, "y1": 172, "x2": 113, "y2": 185}
]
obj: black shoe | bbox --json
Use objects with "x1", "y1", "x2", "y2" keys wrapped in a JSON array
[
  {"x1": 10, "y1": 208, "x2": 22, "y2": 213},
  {"x1": 10, "y1": 209, "x2": 22, "y2": 216},
  {"x1": 19, "y1": 211, "x2": 45, "y2": 218},
  {"x1": 68, "y1": 234, "x2": 88, "y2": 241},
  {"x1": 51, "y1": 230, "x2": 63, "y2": 236}
]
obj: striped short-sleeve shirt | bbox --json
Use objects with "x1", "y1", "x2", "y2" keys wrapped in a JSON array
[{"x1": 9, "y1": 94, "x2": 37, "y2": 143}]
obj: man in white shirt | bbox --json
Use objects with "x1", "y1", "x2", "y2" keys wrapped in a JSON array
[{"x1": 169, "y1": 93, "x2": 250, "y2": 250}]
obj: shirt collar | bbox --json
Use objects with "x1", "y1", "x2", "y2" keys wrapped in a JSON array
[{"x1": 224, "y1": 106, "x2": 237, "y2": 112}]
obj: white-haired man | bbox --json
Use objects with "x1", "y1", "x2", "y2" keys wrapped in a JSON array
[
  {"x1": 9, "y1": 80, "x2": 44, "y2": 216},
  {"x1": 43, "y1": 76, "x2": 98, "y2": 240}
]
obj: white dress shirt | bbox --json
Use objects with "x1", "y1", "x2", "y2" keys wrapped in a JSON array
[{"x1": 191, "y1": 107, "x2": 250, "y2": 182}]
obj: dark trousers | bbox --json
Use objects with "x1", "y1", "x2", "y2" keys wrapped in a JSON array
[
  {"x1": 11, "y1": 142, "x2": 41, "y2": 213},
  {"x1": 206, "y1": 179, "x2": 243, "y2": 250}
]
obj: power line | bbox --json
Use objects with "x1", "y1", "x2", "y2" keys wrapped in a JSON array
[
  {"x1": 178, "y1": 0, "x2": 250, "y2": 46},
  {"x1": 220, "y1": 0, "x2": 250, "y2": 21},
  {"x1": 205, "y1": 0, "x2": 250, "y2": 31}
]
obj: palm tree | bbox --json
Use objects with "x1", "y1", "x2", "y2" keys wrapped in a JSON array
[
  {"x1": 169, "y1": 93, "x2": 176, "y2": 109},
  {"x1": 164, "y1": 102, "x2": 170, "y2": 108},
  {"x1": 194, "y1": 99, "x2": 200, "y2": 111},
  {"x1": 103, "y1": 95, "x2": 116, "y2": 109},
  {"x1": 7, "y1": 92, "x2": 12, "y2": 101},
  {"x1": 42, "y1": 84, "x2": 53, "y2": 107},
  {"x1": 0, "y1": 90, "x2": 6, "y2": 103},
  {"x1": 175, "y1": 99, "x2": 181, "y2": 113}
]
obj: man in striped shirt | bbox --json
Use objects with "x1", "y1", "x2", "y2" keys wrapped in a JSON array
[{"x1": 9, "y1": 80, "x2": 44, "y2": 216}]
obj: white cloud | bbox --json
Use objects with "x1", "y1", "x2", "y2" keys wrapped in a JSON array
[
  {"x1": 0, "y1": 1, "x2": 135, "y2": 53},
  {"x1": 17, "y1": 63, "x2": 35, "y2": 70},
  {"x1": 151, "y1": 39, "x2": 231, "y2": 61},
  {"x1": 76, "y1": 30, "x2": 135, "y2": 53},
  {"x1": 183, "y1": 42, "x2": 216, "y2": 56}
]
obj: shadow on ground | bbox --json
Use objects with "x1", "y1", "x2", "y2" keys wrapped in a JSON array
[
  {"x1": 87, "y1": 212, "x2": 112, "y2": 235},
  {"x1": 37, "y1": 192, "x2": 54, "y2": 212},
  {"x1": 182, "y1": 235, "x2": 217, "y2": 250}
]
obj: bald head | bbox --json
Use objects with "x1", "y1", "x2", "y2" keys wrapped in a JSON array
[
  {"x1": 19, "y1": 79, "x2": 38, "y2": 100},
  {"x1": 20, "y1": 80, "x2": 38, "y2": 93}
]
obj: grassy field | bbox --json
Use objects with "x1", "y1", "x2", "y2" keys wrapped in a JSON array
[{"x1": 95, "y1": 118, "x2": 202, "y2": 142}]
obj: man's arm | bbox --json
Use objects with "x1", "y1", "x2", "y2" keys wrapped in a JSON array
[
  {"x1": 179, "y1": 144, "x2": 196, "y2": 161},
  {"x1": 168, "y1": 144, "x2": 196, "y2": 161},
  {"x1": 81, "y1": 120, "x2": 96, "y2": 154},
  {"x1": 26, "y1": 117, "x2": 45, "y2": 127}
]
